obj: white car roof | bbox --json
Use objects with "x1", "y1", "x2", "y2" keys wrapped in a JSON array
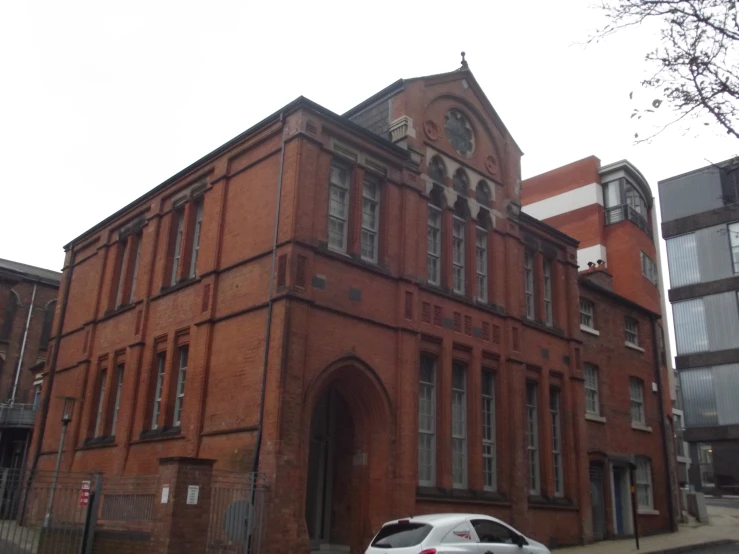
[{"x1": 386, "y1": 513, "x2": 509, "y2": 527}]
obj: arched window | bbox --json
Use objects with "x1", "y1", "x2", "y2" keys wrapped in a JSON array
[
  {"x1": 427, "y1": 186, "x2": 445, "y2": 286},
  {"x1": 40, "y1": 299, "x2": 56, "y2": 350},
  {"x1": 429, "y1": 156, "x2": 447, "y2": 184},
  {"x1": 452, "y1": 168, "x2": 469, "y2": 196},
  {"x1": 476, "y1": 181, "x2": 491, "y2": 205},
  {"x1": 1, "y1": 290, "x2": 19, "y2": 340}
]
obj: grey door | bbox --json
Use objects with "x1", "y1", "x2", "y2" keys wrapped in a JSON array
[{"x1": 590, "y1": 464, "x2": 606, "y2": 541}]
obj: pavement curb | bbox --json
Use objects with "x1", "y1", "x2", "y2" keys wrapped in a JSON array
[{"x1": 651, "y1": 539, "x2": 736, "y2": 553}]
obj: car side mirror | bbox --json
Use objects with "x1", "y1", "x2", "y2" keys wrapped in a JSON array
[{"x1": 515, "y1": 534, "x2": 528, "y2": 548}]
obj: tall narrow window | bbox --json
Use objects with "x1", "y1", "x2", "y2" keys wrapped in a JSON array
[
  {"x1": 361, "y1": 177, "x2": 380, "y2": 262},
  {"x1": 580, "y1": 299, "x2": 594, "y2": 329},
  {"x1": 173, "y1": 345, "x2": 188, "y2": 427},
  {"x1": 625, "y1": 317, "x2": 639, "y2": 347},
  {"x1": 451, "y1": 362, "x2": 467, "y2": 488},
  {"x1": 170, "y1": 209, "x2": 185, "y2": 286},
  {"x1": 151, "y1": 353, "x2": 166, "y2": 430},
  {"x1": 427, "y1": 206, "x2": 441, "y2": 285},
  {"x1": 39, "y1": 300, "x2": 56, "y2": 349},
  {"x1": 114, "y1": 240, "x2": 129, "y2": 307},
  {"x1": 729, "y1": 222, "x2": 739, "y2": 273},
  {"x1": 584, "y1": 364, "x2": 600, "y2": 416},
  {"x1": 418, "y1": 354, "x2": 436, "y2": 486},
  {"x1": 1, "y1": 291, "x2": 18, "y2": 340},
  {"x1": 129, "y1": 235, "x2": 142, "y2": 304},
  {"x1": 94, "y1": 370, "x2": 107, "y2": 438},
  {"x1": 111, "y1": 364, "x2": 124, "y2": 434},
  {"x1": 188, "y1": 201, "x2": 204, "y2": 278},
  {"x1": 482, "y1": 370, "x2": 497, "y2": 491},
  {"x1": 476, "y1": 228, "x2": 487, "y2": 302},
  {"x1": 452, "y1": 217, "x2": 466, "y2": 294},
  {"x1": 526, "y1": 382, "x2": 540, "y2": 495},
  {"x1": 550, "y1": 388, "x2": 564, "y2": 497},
  {"x1": 32, "y1": 384, "x2": 42, "y2": 410},
  {"x1": 328, "y1": 163, "x2": 350, "y2": 253},
  {"x1": 635, "y1": 457, "x2": 653, "y2": 509},
  {"x1": 543, "y1": 258, "x2": 553, "y2": 326},
  {"x1": 524, "y1": 250, "x2": 535, "y2": 319},
  {"x1": 629, "y1": 377, "x2": 645, "y2": 425}
]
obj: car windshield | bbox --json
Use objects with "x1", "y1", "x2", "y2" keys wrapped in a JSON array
[{"x1": 371, "y1": 522, "x2": 433, "y2": 548}]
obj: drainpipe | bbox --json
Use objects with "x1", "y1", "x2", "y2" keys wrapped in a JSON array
[
  {"x1": 651, "y1": 315, "x2": 677, "y2": 531},
  {"x1": 250, "y1": 112, "x2": 287, "y2": 475},
  {"x1": 10, "y1": 284, "x2": 36, "y2": 405},
  {"x1": 28, "y1": 246, "x2": 75, "y2": 477}
]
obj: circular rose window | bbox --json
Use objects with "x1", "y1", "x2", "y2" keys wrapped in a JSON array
[{"x1": 444, "y1": 109, "x2": 475, "y2": 157}]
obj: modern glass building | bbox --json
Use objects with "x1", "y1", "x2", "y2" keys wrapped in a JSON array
[{"x1": 659, "y1": 157, "x2": 739, "y2": 493}]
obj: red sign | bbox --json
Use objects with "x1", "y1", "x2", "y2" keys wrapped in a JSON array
[{"x1": 79, "y1": 481, "x2": 91, "y2": 507}]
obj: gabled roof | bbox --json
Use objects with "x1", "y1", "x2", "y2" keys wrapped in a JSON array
[
  {"x1": 64, "y1": 96, "x2": 410, "y2": 250},
  {"x1": 0, "y1": 258, "x2": 61, "y2": 286},
  {"x1": 343, "y1": 67, "x2": 523, "y2": 153}
]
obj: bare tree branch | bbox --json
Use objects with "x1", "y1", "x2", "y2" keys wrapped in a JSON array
[{"x1": 592, "y1": 0, "x2": 739, "y2": 140}]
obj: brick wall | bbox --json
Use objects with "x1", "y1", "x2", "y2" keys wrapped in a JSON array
[{"x1": 32, "y1": 69, "x2": 675, "y2": 554}]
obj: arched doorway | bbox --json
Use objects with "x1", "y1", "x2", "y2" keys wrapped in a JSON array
[
  {"x1": 302, "y1": 358, "x2": 394, "y2": 554},
  {"x1": 305, "y1": 387, "x2": 354, "y2": 549}
]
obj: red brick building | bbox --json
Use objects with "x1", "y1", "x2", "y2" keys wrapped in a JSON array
[
  {"x1": 34, "y1": 63, "x2": 602, "y2": 553},
  {"x1": 522, "y1": 157, "x2": 679, "y2": 539},
  {"x1": 0, "y1": 258, "x2": 60, "y2": 470}
]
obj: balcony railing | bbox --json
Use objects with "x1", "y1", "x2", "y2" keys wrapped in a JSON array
[
  {"x1": 605, "y1": 204, "x2": 653, "y2": 238},
  {"x1": 0, "y1": 403, "x2": 37, "y2": 428}
]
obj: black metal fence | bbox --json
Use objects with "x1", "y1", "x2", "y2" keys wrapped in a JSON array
[
  {"x1": 206, "y1": 471, "x2": 267, "y2": 554},
  {"x1": 0, "y1": 468, "x2": 268, "y2": 554}
]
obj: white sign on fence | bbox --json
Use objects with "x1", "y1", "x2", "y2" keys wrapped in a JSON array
[
  {"x1": 186, "y1": 485, "x2": 199, "y2": 505},
  {"x1": 161, "y1": 485, "x2": 169, "y2": 504}
]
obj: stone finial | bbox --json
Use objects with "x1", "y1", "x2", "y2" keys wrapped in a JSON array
[{"x1": 460, "y1": 51, "x2": 468, "y2": 69}]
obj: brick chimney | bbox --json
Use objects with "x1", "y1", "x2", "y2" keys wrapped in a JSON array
[{"x1": 581, "y1": 267, "x2": 614, "y2": 291}]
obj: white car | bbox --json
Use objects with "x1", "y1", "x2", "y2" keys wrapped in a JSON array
[{"x1": 365, "y1": 513, "x2": 551, "y2": 554}]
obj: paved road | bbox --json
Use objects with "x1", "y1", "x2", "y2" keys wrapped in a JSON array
[
  {"x1": 693, "y1": 542, "x2": 739, "y2": 553},
  {"x1": 0, "y1": 538, "x2": 28, "y2": 554},
  {"x1": 707, "y1": 497, "x2": 739, "y2": 510}
]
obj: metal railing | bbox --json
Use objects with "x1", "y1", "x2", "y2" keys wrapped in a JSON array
[
  {"x1": 206, "y1": 471, "x2": 267, "y2": 554},
  {"x1": 0, "y1": 404, "x2": 37, "y2": 428},
  {"x1": 605, "y1": 204, "x2": 653, "y2": 238}
]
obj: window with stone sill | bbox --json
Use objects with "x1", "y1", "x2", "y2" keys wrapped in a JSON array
[
  {"x1": 524, "y1": 250, "x2": 535, "y2": 320},
  {"x1": 526, "y1": 381, "x2": 540, "y2": 495},
  {"x1": 150, "y1": 351, "x2": 166, "y2": 431},
  {"x1": 361, "y1": 176, "x2": 380, "y2": 263},
  {"x1": 635, "y1": 457, "x2": 653, "y2": 509},
  {"x1": 418, "y1": 354, "x2": 437, "y2": 487},
  {"x1": 630, "y1": 377, "x2": 646, "y2": 425},
  {"x1": 476, "y1": 227, "x2": 488, "y2": 302},
  {"x1": 328, "y1": 162, "x2": 350, "y2": 253},
  {"x1": 584, "y1": 364, "x2": 600, "y2": 416},
  {"x1": 452, "y1": 216, "x2": 466, "y2": 294},
  {"x1": 93, "y1": 369, "x2": 107, "y2": 438},
  {"x1": 543, "y1": 258, "x2": 553, "y2": 326},
  {"x1": 166, "y1": 193, "x2": 205, "y2": 288},
  {"x1": 482, "y1": 369, "x2": 497, "y2": 492},
  {"x1": 451, "y1": 361, "x2": 468, "y2": 489},
  {"x1": 580, "y1": 299, "x2": 594, "y2": 329},
  {"x1": 625, "y1": 317, "x2": 639, "y2": 347}
]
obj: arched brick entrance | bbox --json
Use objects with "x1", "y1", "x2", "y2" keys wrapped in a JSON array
[{"x1": 302, "y1": 357, "x2": 394, "y2": 554}]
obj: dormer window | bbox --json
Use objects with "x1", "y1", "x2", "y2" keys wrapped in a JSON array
[{"x1": 444, "y1": 109, "x2": 475, "y2": 157}]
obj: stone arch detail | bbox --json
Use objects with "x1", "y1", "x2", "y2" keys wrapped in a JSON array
[
  {"x1": 301, "y1": 355, "x2": 396, "y2": 553},
  {"x1": 302, "y1": 354, "x2": 394, "y2": 435}
]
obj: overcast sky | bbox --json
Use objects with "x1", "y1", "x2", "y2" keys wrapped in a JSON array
[{"x1": 2, "y1": 0, "x2": 737, "y2": 355}]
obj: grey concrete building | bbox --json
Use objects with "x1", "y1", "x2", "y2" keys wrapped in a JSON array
[{"x1": 659, "y1": 157, "x2": 739, "y2": 494}]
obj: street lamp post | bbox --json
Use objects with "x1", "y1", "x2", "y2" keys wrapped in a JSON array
[{"x1": 43, "y1": 397, "x2": 76, "y2": 528}]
